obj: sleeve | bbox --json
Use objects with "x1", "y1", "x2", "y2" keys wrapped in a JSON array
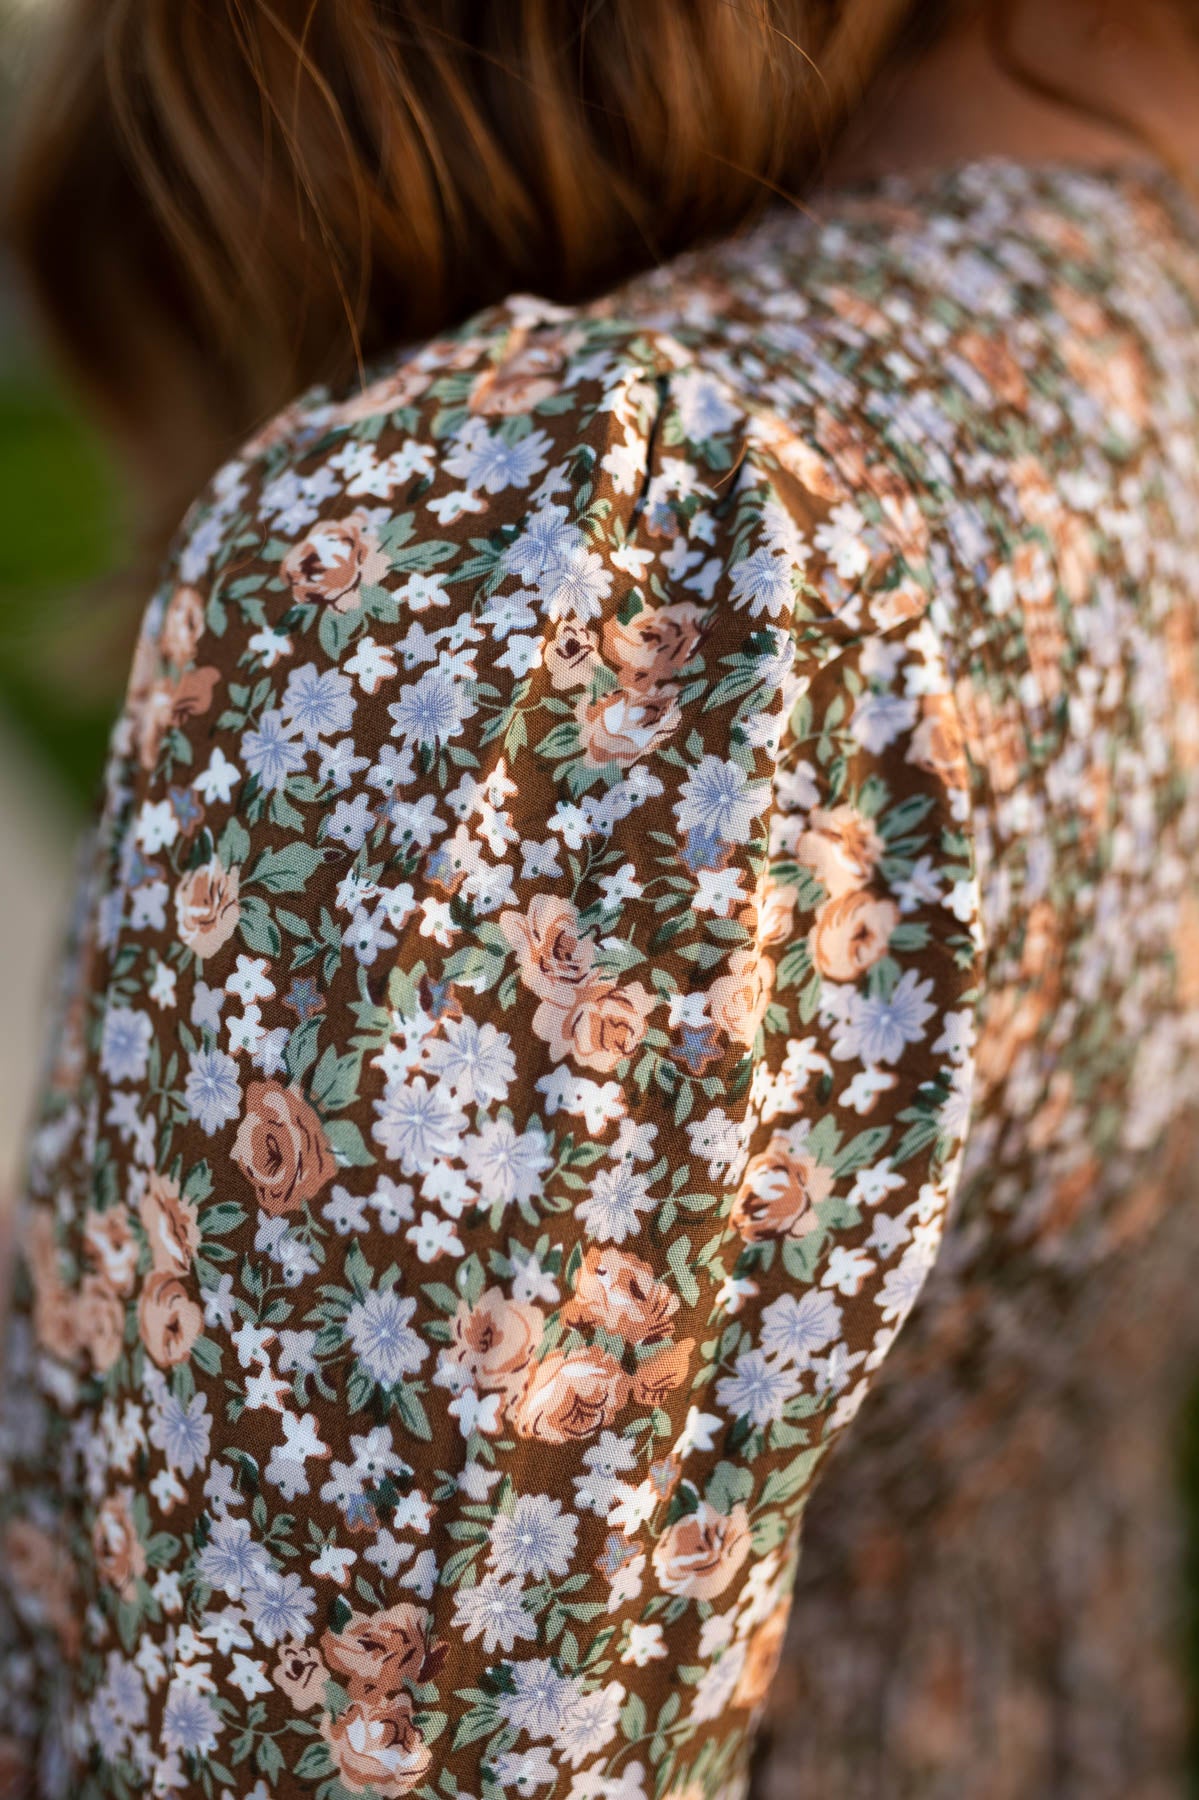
[{"x1": 0, "y1": 317, "x2": 982, "y2": 1800}]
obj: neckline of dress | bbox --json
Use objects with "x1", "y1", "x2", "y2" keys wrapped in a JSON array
[{"x1": 806, "y1": 149, "x2": 1199, "y2": 244}]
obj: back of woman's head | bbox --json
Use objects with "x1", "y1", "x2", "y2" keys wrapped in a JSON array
[{"x1": 5, "y1": 0, "x2": 916, "y2": 532}]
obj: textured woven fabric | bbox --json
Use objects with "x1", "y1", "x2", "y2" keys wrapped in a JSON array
[
  {"x1": 2, "y1": 156, "x2": 1198, "y2": 1799},
  {"x1": 752, "y1": 1103, "x2": 1199, "y2": 1800}
]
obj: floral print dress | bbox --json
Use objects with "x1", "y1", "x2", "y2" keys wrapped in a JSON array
[{"x1": 2, "y1": 155, "x2": 1199, "y2": 1800}]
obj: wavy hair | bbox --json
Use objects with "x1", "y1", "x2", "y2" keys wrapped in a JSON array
[{"x1": 5, "y1": 0, "x2": 919, "y2": 532}]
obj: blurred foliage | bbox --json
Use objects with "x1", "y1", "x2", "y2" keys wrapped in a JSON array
[
  {"x1": 0, "y1": 360, "x2": 129, "y2": 811},
  {"x1": 0, "y1": 2, "x2": 126, "y2": 813}
]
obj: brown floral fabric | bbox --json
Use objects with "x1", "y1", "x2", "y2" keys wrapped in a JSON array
[
  {"x1": 753, "y1": 1106, "x2": 1199, "y2": 1800},
  {"x1": 1, "y1": 155, "x2": 1198, "y2": 1800}
]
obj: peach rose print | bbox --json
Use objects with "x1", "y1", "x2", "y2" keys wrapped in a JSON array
[
  {"x1": 537, "y1": 976, "x2": 657, "y2": 1073},
  {"x1": 809, "y1": 890, "x2": 898, "y2": 982},
  {"x1": 175, "y1": 857, "x2": 241, "y2": 960},
  {"x1": 136, "y1": 666, "x2": 221, "y2": 770},
  {"x1": 83, "y1": 1206, "x2": 138, "y2": 1294},
  {"x1": 955, "y1": 328, "x2": 1028, "y2": 409},
  {"x1": 320, "y1": 1694, "x2": 431, "y2": 1797},
  {"x1": 282, "y1": 511, "x2": 390, "y2": 612},
  {"x1": 707, "y1": 948, "x2": 773, "y2": 1048},
  {"x1": 92, "y1": 1492, "x2": 145, "y2": 1603},
  {"x1": 544, "y1": 618, "x2": 600, "y2": 690},
  {"x1": 499, "y1": 894, "x2": 596, "y2": 1003},
  {"x1": 28, "y1": 1208, "x2": 78, "y2": 1359},
  {"x1": 467, "y1": 332, "x2": 565, "y2": 415},
  {"x1": 577, "y1": 682, "x2": 681, "y2": 768},
  {"x1": 732, "y1": 1134, "x2": 835, "y2": 1242},
  {"x1": 651, "y1": 1500, "x2": 753, "y2": 1601},
  {"x1": 1, "y1": 1520, "x2": 79, "y2": 1657},
  {"x1": 631, "y1": 1337, "x2": 695, "y2": 1407},
  {"x1": 160, "y1": 583, "x2": 206, "y2": 666},
  {"x1": 563, "y1": 1246, "x2": 681, "y2": 1343},
  {"x1": 321, "y1": 1604, "x2": 433, "y2": 1699},
  {"x1": 745, "y1": 876, "x2": 798, "y2": 947},
  {"x1": 795, "y1": 804, "x2": 885, "y2": 899},
  {"x1": 450, "y1": 1288, "x2": 544, "y2": 1395},
  {"x1": 906, "y1": 692, "x2": 968, "y2": 789},
  {"x1": 602, "y1": 601, "x2": 708, "y2": 688},
  {"x1": 332, "y1": 363, "x2": 432, "y2": 424},
  {"x1": 273, "y1": 1642, "x2": 329, "y2": 1711},
  {"x1": 138, "y1": 1170, "x2": 201, "y2": 1274},
  {"x1": 138, "y1": 1271, "x2": 204, "y2": 1368},
  {"x1": 733, "y1": 1601, "x2": 791, "y2": 1709},
  {"x1": 232, "y1": 1080, "x2": 334, "y2": 1214},
  {"x1": 511, "y1": 1347, "x2": 632, "y2": 1443},
  {"x1": 77, "y1": 1273, "x2": 126, "y2": 1373}
]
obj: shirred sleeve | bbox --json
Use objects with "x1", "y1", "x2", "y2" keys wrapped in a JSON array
[{"x1": 0, "y1": 315, "x2": 982, "y2": 1798}]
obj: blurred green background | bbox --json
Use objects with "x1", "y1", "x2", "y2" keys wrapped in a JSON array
[
  {"x1": 0, "y1": 0, "x2": 127, "y2": 812},
  {"x1": 0, "y1": 0, "x2": 131, "y2": 1191},
  {"x1": 0, "y1": 354, "x2": 126, "y2": 809}
]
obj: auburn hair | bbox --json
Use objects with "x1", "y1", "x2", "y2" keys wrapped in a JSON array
[{"x1": 5, "y1": 0, "x2": 924, "y2": 537}]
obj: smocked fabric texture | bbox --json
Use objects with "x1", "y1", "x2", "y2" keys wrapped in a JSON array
[{"x1": 1, "y1": 157, "x2": 1198, "y2": 1800}]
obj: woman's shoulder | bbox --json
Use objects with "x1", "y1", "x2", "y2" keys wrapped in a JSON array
[
  {"x1": 143, "y1": 153, "x2": 1185, "y2": 680},
  {"x1": 161, "y1": 265, "x2": 941, "y2": 686},
  {"x1": 169, "y1": 293, "x2": 752, "y2": 610},
  {"x1": 170, "y1": 156, "x2": 1134, "y2": 660}
]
